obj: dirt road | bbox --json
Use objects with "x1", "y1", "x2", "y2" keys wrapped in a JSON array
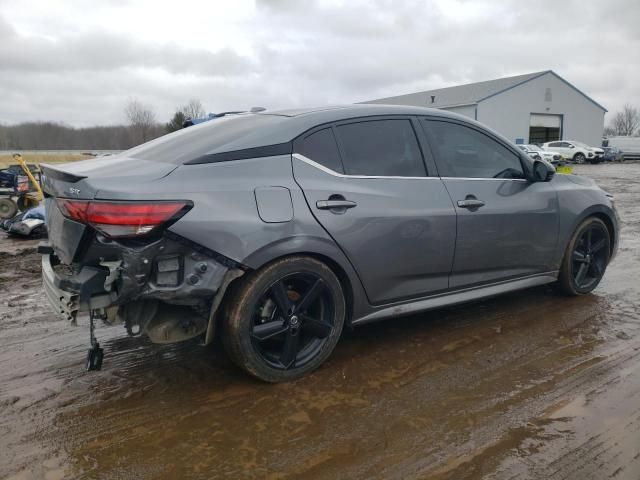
[{"x1": 1, "y1": 163, "x2": 639, "y2": 480}]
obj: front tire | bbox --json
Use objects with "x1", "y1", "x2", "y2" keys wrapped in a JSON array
[
  {"x1": 573, "y1": 152, "x2": 586, "y2": 164},
  {"x1": 222, "y1": 256, "x2": 345, "y2": 382},
  {"x1": 557, "y1": 217, "x2": 610, "y2": 295}
]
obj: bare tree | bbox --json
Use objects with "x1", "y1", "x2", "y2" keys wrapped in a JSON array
[
  {"x1": 181, "y1": 99, "x2": 206, "y2": 120},
  {"x1": 608, "y1": 104, "x2": 640, "y2": 136},
  {"x1": 124, "y1": 98, "x2": 158, "y2": 145}
]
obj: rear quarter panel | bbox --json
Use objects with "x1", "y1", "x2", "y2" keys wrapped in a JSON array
[{"x1": 98, "y1": 155, "x2": 370, "y2": 320}]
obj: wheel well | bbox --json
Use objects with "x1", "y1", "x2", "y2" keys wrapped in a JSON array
[
  {"x1": 303, "y1": 252, "x2": 354, "y2": 326},
  {"x1": 592, "y1": 213, "x2": 616, "y2": 255},
  {"x1": 219, "y1": 252, "x2": 355, "y2": 327}
]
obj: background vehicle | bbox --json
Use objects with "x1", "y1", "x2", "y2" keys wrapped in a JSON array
[
  {"x1": 542, "y1": 140, "x2": 602, "y2": 164},
  {"x1": 518, "y1": 144, "x2": 562, "y2": 164},
  {"x1": 603, "y1": 136, "x2": 640, "y2": 161},
  {"x1": 39, "y1": 105, "x2": 618, "y2": 382},
  {"x1": 602, "y1": 146, "x2": 624, "y2": 162},
  {"x1": 0, "y1": 155, "x2": 43, "y2": 219},
  {"x1": 516, "y1": 145, "x2": 541, "y2": 160}
]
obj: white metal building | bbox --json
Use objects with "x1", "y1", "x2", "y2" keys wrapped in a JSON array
[{"x1": 365, "y1": 70, "x2": 606, "y2": 146}]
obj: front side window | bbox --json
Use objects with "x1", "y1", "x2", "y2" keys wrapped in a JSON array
[
  {"x1": 335, "y1": 119, "x2": 426, "y2": 177},
  {"x1": 424, "y1": 120, "x2": 525, "y2": 179},
  {"x1": 296, "y1": 128, "x2": 344, "y2": 173}
]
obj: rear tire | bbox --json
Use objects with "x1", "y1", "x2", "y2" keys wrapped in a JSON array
[
  {"x1": 221, "y1": 256, "x2": 345, "y2": 382},
  {"x1": 557, "y1": 217, "x2": 610, "y2": 296}
]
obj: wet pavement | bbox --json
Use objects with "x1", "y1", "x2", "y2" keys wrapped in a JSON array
[{"x1": 1, "y1": 163, "x2": 639, "y2": 479}]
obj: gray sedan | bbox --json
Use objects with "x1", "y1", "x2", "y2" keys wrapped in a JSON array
[{"x1": 39, "y1": 105, "x2": 618, "y2": 382}]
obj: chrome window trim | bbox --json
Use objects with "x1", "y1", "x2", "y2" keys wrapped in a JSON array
[
  {"x1": 292, "y1": 153, "x2": 440, "y2": 180},
  {"x1": 440, "y1": 176, "x2": 529, "y2": 182},
  {"x1": 293, "y1": 153, "x2": 531, "y2": 182}
]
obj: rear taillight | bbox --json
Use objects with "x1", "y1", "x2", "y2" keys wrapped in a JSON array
[{"x1": 57, "y1": 199, "x2": 191, "y2": 238}]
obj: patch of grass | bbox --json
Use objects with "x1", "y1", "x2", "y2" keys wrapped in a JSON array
[{"x1": 0, "y1": 153, "x2": 93, "y2": 169}]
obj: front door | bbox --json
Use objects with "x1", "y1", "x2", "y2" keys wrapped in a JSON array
[
  {"x1": 422, "y1": 119, "x2": 559, "y2": 289},
  {"x1": 292, "y1": 118, "x2": 457, "y2": 305}
]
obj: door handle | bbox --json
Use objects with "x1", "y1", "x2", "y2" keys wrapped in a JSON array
[
  {"x1": 457, "y1": 199, "x2": 485, "y2": 209},
  {"x1": 316, "y1": 199, "x2": 358, "y2": 210}
]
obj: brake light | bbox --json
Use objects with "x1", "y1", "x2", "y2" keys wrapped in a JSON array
[{"x1": 57, "y1": 199, "x2": 191, "y2": 238}]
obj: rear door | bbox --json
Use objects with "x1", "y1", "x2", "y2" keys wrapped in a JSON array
[
  {"x1": 422, "y1": 118, "x2": 559, "y2": 289},
  {"x1": 292, "y1": 117, "x2": 457, "y2": 305}
]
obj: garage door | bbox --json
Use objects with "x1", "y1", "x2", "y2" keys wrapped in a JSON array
[
  {"x1": 529, "y1": 114, "x2": 561, "y2": 144},
  {"x1": 530, "y1": 114, "x2": 561, "y2": 128}
]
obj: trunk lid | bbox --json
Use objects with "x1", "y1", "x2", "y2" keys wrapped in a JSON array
[{"x1": 41, "y1": 156, "x2": 179, "y2": 264}]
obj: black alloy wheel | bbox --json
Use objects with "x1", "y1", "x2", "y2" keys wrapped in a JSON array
[
  {"x1": 558, "y1": 217, "x2": 610, "y2": 295},
  {"x1": 571, "y1": 224, "x2": 609, "y2": 291},
  {"x1": 251, "y1": 272, "x2": 335, "y2": 370},
  {"x1": 222, "y1": 256, "x2": 345, "y2": 382}
]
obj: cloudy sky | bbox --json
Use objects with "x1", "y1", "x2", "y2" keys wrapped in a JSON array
[{"x1": 0, "y1": 0, "x2": 638, "y2": 126}]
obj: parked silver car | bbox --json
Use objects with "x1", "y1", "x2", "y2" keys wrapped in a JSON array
[
  {"x1": 39, "y1": 105, "x2": 619, "y2": 381},
  {"x1": 517, "y1": 144, "x2": 562, "y2": 164}
]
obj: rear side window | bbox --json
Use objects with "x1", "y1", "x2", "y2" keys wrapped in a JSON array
[
  {"x1": 126, "y1": 114, "x2": 290, "y2": 164},
  {"x1": 548, "y1": 142, "x2": 561, "y2": 147},
  {"x1": 424, "y1": 120, "x2": 524, "y2": 179},
  {"x1": 296, "y1": 128, "x2": 344, "y2": 173},
  {"x1": 335, "y1": 119, "x2": 426, "y2": 177}
]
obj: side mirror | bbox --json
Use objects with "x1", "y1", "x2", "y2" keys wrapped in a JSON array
[
  {"x1": 532, "y1": 160, "x2": 555, "y2": 182},
  {"x1": 568, "y1": 144, "x2": 575, "y2": 149}
]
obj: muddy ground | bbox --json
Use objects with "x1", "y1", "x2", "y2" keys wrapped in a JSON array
[{"x1": 1, "y1": 163, "x2": 639, "y2": 480}]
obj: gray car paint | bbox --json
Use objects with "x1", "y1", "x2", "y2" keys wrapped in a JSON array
[
  {"x1": 291, "y1": 154, "x2": 456, "y2": 304},
  {"x1": 40, "y1": 104, "x2": 619, "y2": 331}
]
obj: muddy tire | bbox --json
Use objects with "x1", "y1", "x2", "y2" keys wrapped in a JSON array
[
  {"x1": 557, "y1": 217, "x2": 610, "y2": 296},
  {"x1": 221, "y1": 256, "x2": 345, "y2": 382},
  {"x1": 0, "y1": 198, "x2": 18, "y2": 219}
]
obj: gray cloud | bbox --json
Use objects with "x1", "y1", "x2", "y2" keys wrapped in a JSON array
[{"x1": 0, "y1": 0, "x2": 638, "y2": 126}]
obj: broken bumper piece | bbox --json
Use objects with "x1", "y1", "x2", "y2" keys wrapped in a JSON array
[
  {"x1": 41, "y1": 252, "x2": 113, "y2": 325},
  {"x1": 42, "y1": 253, "x2": 80, "y2": 324}
]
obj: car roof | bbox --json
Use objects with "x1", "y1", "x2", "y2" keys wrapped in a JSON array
[
  {"x1": 190, "y1": 104, "x2": 478, "y2": 156},
  {"x1": 259, "y1": 103, "x2": 460, "y2": 120}
]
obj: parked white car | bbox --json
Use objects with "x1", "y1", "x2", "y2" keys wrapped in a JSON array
[
  {"x1": 518, "y1": 144, "x2": 563, "y2": 164},
  {"x1": 542, "y1": 141, "x2": 603, "y2": 164}
]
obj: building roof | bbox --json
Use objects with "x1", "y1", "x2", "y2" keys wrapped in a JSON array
[{"x1": 365, "y1": 70, "x2": 607, "y2": 111}]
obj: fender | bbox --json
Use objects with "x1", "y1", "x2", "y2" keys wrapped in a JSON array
[
  {"x1": 554, "y1": 203, "x2": 619, "y2": 267},
  {"x1": 242, "y1": 234, "x2": 371, "y2": 323}
]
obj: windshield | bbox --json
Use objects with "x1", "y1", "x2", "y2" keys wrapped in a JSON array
[
  {"x1": 525, "y1": 144, "x2": 543, "y2": 152},
  {"x1": 124, "y1": 114, "x2": 290, "y2": 164}
]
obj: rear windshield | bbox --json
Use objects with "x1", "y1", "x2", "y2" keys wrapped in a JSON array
[{"x1": 125, "y1": 114, "x2": 289, "y2": 164}]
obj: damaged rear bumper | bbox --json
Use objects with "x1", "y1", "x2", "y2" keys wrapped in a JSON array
[
  {"x1": 41, "y1": 251, "x2": 112, "y2": 324},
  {"x1": 39, "y1": 234, "x2": 245, "y2": 344},
  {"x1": 42, "y1": 253, "x2": 80, "y2": 324}
]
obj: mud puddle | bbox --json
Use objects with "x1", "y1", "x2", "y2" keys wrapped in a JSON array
[{"x1": 1, "y1": 163, "x2": 640, "y2": 479}]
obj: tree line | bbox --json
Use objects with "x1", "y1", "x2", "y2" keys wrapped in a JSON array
[
  {"x1": 1, "y1": 98, "x2": 637, "y2": 151},
  {"x1": 604, "y1": 104, "x2": 640, "y2": 137},
  {"x1": 0, "y1": 98, "x2": 206, "y2": 151}
]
